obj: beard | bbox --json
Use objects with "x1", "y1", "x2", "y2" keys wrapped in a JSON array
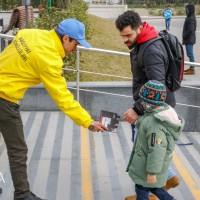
[
  {"x1": 124, "y1": 36, "x2": 138, "y2": 50},
  {"x1": 125, "y1": 42, "x2": 135, "y2": 50}
]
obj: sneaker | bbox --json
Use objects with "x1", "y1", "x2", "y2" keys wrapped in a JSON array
[
  {"x1": 14, "y1": 192, "x2": 46, "y2": 200},
  {"x1": 163, "y1": 175, "x2": 181, "y2": 191},
  {"x1": 184, "y1": 68, "x2": 195, "y2": 75},
  {"x1": 125, "y1": 194, "x2": 157, "y2": 200}
]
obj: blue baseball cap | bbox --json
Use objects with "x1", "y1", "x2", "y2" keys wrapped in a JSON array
[{"x1": 57, "y1": 18, "x2": 91, "y2": 48}]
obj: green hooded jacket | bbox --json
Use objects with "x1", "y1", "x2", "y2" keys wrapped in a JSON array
[{"x1": 126, "y1": 104, "x2": 185, "y2": 188}]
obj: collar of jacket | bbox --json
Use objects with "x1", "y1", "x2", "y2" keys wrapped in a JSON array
[
  {"x1": 137, "y1": 22, "x2": 158, "y2": 44},
  {"x1": 143, "y1": 104, "x2": 185, "y2": 135},
  {"x1": 50, "y1": 30, "x2": 65, "y2": 59},
  {"x1": 144, "y1": 103, "x2": 169, "y2": 114}
]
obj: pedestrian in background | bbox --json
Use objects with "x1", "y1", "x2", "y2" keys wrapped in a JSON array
[
  {"x1": 0, "y1": 18, "x2": 107, "y2": 200},
  {"x1": 163, "y1": 5, "x2": 173, "y2": 31},
  {"x1": 182, "y1": 4, "x2": 197, "y2": 75}
]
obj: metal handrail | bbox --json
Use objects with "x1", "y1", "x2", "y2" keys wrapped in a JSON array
[
  {"x1": 74, "y1": 46, "x2": 200, "y2": 102},
  {"x1": 63, "y1": 68, "x2": 132, "y2": 80},
  {"x1": 67, "y1": 86, "x2": 200, "y2": 109},
  {"x1": 77, "y1": 46, "x2": 129, "y2": 56},
  {"x1": 0, "y1": 34, "x2": 14, "y2": 47},
  {"x1": 0, "y1": 34, "x2": 14, "y2": 39},
  {"x1": 0, "y1": 34, "x2": 200, "y2": 108}
]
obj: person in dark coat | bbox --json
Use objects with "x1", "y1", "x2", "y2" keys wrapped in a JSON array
[
  {"x1": 115, "y1": 10, "x2": 180, "y2": 200},
  {"x1": 182, "y1": 4, "x2": 197, "y2": 75}
]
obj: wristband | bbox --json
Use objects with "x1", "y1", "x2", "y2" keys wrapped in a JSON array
[{"x1": 88, "y1": 122, "x2": 95, "y2": 131}]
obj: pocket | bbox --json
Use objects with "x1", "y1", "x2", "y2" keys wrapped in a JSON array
[
  {"x1": 129, "y1": 147, "x2": 147, "y2": 178},
  {"x1": 0, "y1": 99, "x2": 20, "y2": 119},
  {"x1": 7, "y1": 100, "x2": 19, "y2": 107},
  {"x1": 7, "y1": 101, "x2": 20, "y2": 117},
  {"x1": 136, "y1": 148, "x2": 144, "y2": 156}
]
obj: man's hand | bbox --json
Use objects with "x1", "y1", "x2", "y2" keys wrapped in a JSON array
[
  {"x1": 88, "y1": 121, "x2": 108, "y2": 132},
  {"x1": 147, "y1": 174, "x2": 157, "y2": 184},
  {"x1": 123, "y1": 108, "x2": 139, "y2": 124}
]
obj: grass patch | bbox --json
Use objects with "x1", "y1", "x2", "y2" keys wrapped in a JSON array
[{"x1": 78, "y1": 14, "x2": 131, "y2": 81}]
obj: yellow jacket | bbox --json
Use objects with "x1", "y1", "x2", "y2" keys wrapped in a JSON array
[{"x1": 0, "y1": 29, "x2": 93, "y2": 128}]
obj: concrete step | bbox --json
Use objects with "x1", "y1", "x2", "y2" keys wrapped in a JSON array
[{"x1": 0, "y1": 111, "x2": 199, "y2": 199}]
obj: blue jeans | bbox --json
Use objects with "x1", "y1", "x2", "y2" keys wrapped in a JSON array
[
  {"x1": 185, "y1": 44, "x2": 195, "y2": 69},
  {"x1": 131, "y1": 124, "x2": 137, "y2": 142},
  {"x1": 165, "y1": 18, "x2": 171, "y2": 30},
  {"x1": 135, "y1": 184, "x2": 174, "y2": 200},
  {"x1": 168, "y1": 166, "x2": 175, "y2": 179}
]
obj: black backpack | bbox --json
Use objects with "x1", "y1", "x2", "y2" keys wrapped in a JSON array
[{"x1": 138, "y1": 30, "x2": 184, "y2": 92}]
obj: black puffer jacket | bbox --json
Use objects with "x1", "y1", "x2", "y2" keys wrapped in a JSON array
[
  {"x1": 131, "y1": 40, "x2": 176, "y2": 110},
  {"x1": 182, "y1": 4, "x2": 196, "y2": 45},
  {"x1": 131, "y1": 23, "x2": 176, "y2": 115}
]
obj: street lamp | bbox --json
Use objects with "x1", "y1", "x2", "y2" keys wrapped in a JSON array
[{"x1": 22, "y1": 0, "x2": 31, "y2": 28}]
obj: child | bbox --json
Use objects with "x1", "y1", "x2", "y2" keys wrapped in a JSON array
[
  {"x1": 126, "y1": 80, "x2": 184, "y2": 200},
  {"x1": 163, "y1": 5, "x2": 173, "y2": 30}
]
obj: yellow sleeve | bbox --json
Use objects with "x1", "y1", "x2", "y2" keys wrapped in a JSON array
[{"x1": 39, "y1": 60, "x2": 93, "y2": 128}]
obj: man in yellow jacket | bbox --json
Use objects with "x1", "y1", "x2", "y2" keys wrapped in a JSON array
[{"x1": 0, "y1": 18, "x2": 107, "y2": 200}]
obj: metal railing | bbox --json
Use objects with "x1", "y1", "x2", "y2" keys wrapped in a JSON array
[
  {"x1": 0, "y1": 34, "x2": 14, "y2": 50},
  {"x1": 72, "y1": 46, "x2": 130, "y2": 101},
  {"x1": 65, "y1": 46, "x2": 200, "y2": 106},
  {"x1": 1, "y1": 33, "x2": 200, "y2": 108}
]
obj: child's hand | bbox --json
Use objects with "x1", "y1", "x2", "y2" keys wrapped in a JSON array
[{"x1": 147, "y1": 174, "x2": 157, "y2": 184}]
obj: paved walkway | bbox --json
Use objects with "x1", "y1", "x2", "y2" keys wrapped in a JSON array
[{"x1": 0, "y1": 111, "x2": 199, "y2": 200}]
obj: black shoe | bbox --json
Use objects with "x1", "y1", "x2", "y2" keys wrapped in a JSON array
[{"x1": 14, "y1": 192, "x2": 46, "y2": 200}]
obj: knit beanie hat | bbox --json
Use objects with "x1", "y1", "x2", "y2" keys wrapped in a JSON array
[{"x1": 139, "y1": 80, "x2": 166, "y2": 106}]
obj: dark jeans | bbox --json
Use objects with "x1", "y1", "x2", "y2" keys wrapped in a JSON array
[
  {"x1": 185, "y1": 44, "x2": 195, "y2": 69},
  {"x1": 0, "y1": 98, "x2": 30, "y2": 199},
  {"x1": 135, "y1": 184, "x2": 174, "y2": 200}
]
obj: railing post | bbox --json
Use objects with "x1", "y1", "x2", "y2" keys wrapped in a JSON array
[
  {"x1": 76, "y1": 48, "x2": 80, "y2": 101},
  {"x1": 4, "y1": 38, "x2": 9, "y2": 48}
]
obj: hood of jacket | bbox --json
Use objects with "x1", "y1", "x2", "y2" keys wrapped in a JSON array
[
  {"x1": 137, "y1": 22, "x2": 158, "y2": 44},
  {"x1": 145, "y1": 104, "x2": 185, "y2": 141},
  {"x1": 186, "y1": 4, "x2": 195, "y2": 17},
  {"x1": 154, "y1": 105, "x2": 185, "y2": 140}
]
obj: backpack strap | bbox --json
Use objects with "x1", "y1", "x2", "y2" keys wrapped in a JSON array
[{"x1": 137, "y1": 36, "x2": 161, "y2": 67}]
